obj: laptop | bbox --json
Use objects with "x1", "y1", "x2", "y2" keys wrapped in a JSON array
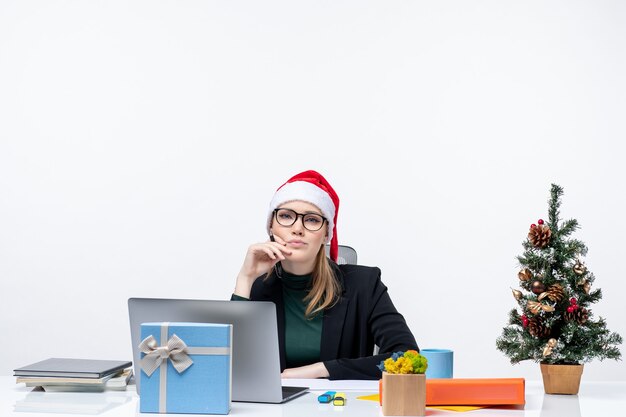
[{"x1": 127, "y1": 297, "x2": 308, "y2": 403}]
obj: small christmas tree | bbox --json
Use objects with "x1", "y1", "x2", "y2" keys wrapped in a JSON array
[{"x1": 496, "y1": 184, "x2": 622, "y2": 365}]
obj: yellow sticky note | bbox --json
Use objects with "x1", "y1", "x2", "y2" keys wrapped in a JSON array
[
  {"x1": 356, "y1": 394, "x2": 380, "y2": 402},
  {"x1": 356, "y1": 394, "x2": 488, "y2": 412},
  {"x1": 429, "y1": 405, "x2": 488, "y2": 412}
]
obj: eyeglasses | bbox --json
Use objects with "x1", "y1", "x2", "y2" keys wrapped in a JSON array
[{"x1": 273, "y1": 208, "x2": 327, "y2": 232}]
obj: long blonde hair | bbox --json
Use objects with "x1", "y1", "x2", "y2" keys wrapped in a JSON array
[{"x1": 303, "y1": 246, "x2": 341, "y2": 317}]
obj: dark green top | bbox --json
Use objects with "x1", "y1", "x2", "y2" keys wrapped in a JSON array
[
  {"x1": 231, "y1": 270, "x2": 323, "y2": 368},
  {"x1": 280, "y1": 270, "x2": 323, "y2": 368}
]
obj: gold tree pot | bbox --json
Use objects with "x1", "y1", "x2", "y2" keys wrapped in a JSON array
[{"x1": 540, "y1": 363, "x2": 584, "y2": 395}]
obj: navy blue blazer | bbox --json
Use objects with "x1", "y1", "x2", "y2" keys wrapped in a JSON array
[{"x1": 249, "y1": 263, "x2": 418, "y2": 380}]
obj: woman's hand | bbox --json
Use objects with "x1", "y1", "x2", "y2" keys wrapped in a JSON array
[
  {"x1": 281, "y1": 362, "x2": 329, "y2": 379},
  {"x1": 233, "y1": 236, "x2": 292, "y2": 298}
]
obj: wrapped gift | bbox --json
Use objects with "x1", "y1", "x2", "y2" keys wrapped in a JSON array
[{"x1": 139, "y1": 322, "x2": 232, "y2": 414}]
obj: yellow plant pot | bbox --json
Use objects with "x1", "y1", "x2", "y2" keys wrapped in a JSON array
[
  {"x1": 540, "y1": 363, "x2": 584, "y2": 395},
  {"x1": 381, "y1": 372, "x2": 426, "y2": 416}
]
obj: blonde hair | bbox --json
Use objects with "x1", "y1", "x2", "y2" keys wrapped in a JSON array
[{"x1": 303, "y1": 246, "x2": 341, "y2": 317}]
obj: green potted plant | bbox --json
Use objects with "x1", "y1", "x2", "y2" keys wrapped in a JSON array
[
  {"x1": 496, "y1": 184, "x2": 622, "y2": 394},
  {"x1": 378, "y1": 350, "x2": 428, "y2": 415}
]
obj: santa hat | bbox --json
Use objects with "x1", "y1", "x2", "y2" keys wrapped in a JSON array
[{"x1": 267, "y1": 170, "x2": 340, "y2": 262}]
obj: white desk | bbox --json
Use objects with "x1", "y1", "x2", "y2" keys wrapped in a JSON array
[{"x1": 1, "y1": 377, "x2": 624, "y2": 416}]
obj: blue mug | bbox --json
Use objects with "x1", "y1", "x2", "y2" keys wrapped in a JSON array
[{"x1": 421, "y1": 349, "x2": 454, "y2": 378}]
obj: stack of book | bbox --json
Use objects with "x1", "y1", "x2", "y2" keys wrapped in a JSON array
[{"x1": 14, "y1": 358, "x2": 133, "y2": 392}]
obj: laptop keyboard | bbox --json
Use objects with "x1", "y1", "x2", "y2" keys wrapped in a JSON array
[{"x1": 282, "y1": 385, "x2": 308, "y2": 399}]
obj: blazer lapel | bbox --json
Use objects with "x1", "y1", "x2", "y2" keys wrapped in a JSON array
[
  {"x1": 320, "y1": 263, "x2": 349, "y2": 360},
  {"x1": 320, "y1": 295, "x2": 349, "y2": 361}
]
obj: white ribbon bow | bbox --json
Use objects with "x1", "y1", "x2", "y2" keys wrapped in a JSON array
[{"x1": 139, "y1": 334, "x2": 193, "y2": 376}]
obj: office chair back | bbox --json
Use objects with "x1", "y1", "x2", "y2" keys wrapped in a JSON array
[{"x1": 325, "y1": 244, "x2": 357, "y2": 265}]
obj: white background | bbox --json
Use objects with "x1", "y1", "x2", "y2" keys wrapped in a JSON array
[{"x1": 1, "y1": 0, "x2": 625, "y2": 381}]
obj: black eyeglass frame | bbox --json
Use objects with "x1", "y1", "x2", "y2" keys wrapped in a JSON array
[{"x1": 272, "y1": 208, "x2": 327, "y2": 232}]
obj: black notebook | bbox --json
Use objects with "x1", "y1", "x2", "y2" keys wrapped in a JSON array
[{"x1": 14, "y1": 358, "x2": 132, "y2": 379}]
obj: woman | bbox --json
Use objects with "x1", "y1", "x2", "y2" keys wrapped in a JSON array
[{"x1": 232, "y1": 170, "x2": 418, "y2": 380}]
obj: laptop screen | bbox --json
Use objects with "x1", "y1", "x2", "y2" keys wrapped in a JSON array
[{"x1": 128, "y1": 297, "x2": 302, "y2": 403}]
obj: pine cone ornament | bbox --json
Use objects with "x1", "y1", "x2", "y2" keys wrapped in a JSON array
[
  {"x1": 528, "y1": 316, "x2": 550, "y2": 338},
  {"x1": 564, "y1": 307, "x2": 589, "y2": 324},
  {"x1": 538, "y1": 283, "x2": 565, "y2": 303},
  {"x1": 528, "y1": 224, "x2": 552, "y2": 248}
]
